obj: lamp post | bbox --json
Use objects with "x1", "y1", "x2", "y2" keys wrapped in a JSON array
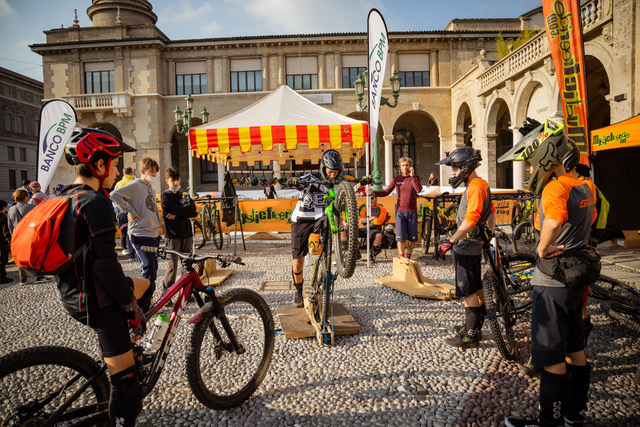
[
  {"x1": 354, "y1": 70, "x2": 401, "y2": 190},
  {"x1": 174, "y1": 94, "x2": 209, "y2": 197}
]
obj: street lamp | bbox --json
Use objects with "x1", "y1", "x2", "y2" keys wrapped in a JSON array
[
  {"x1": 174, "y1": 93, "x2": 209, "y2": 197},
  {"x1": 354, "y1": 70, "x2": 401, "y2": 190}
]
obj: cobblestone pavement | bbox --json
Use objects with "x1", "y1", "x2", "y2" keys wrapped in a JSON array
[{"x1": 1, "y1": 237, "x2": 639, "y2": 426}]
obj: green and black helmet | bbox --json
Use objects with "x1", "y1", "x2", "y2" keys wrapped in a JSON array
[{"x1": 499, "y1": 119, "x2": 580, "y2": 195}]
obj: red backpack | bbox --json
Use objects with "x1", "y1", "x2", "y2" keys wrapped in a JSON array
[{"x1": 11, "y1": 192, "x2": 86, "y2": 276}]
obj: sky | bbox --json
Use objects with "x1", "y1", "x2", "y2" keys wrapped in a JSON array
[{"x1": 0, "y1": 0, "x2": 541, "y2": 82}]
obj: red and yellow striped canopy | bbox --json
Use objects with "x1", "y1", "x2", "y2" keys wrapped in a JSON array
[{"x1": 187, "y1": 85, "x2": 369, "y2": 166}]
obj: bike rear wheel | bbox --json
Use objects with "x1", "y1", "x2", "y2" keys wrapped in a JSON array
[
  {"x1": 504, "y1": 254, "x2": 536, "y2": 313},
  {"x1": 186, "y1": 288, "x2": 275, "y2": 410},
  {"x1": 201, "y1": 205, "x2": 212, "y2": 241},
  {"x1": 512, "y1": 220, "x2": 539, "y2": 256},
  {"x1": 0, "y1": 346, "x2": 110, "y2": 426},
  {"x1": 483, "y1": 272, "x2": 517, "y2": 360},
  {"x1": 421, "y1": 210, "x2": 432, "y2": 255},
  {"x1": 591, "y1": 275, "x2": 640, "y2": 332},
  {"x1": 311, "y1": 254, "x2": 332, "y2": 329},
  {"x1": 334, "y1": 181, "x2": 358, "y2": 279}
]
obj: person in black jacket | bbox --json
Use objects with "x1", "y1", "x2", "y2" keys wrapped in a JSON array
[
  {"x1": 161, "y1": 167, "x2": 197, "y2": 291},
  {"x1": 60, "y1": 128, "x2": 148, "y2": 426}
]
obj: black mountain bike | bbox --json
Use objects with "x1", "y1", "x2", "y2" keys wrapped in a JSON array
[
  {"x1": 194, "y1": 196, "x2": 224, "y2": 250},
  {"x1": 481, "y1": 227, "x2": 536, "y2": 360},
  {"x1": 0, "y1": 249, "x2": 275, "y2": 425}
]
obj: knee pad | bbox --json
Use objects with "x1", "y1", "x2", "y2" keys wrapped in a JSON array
[{"x1": 109, "y1": 365, "x2": 143, "y2": 426}]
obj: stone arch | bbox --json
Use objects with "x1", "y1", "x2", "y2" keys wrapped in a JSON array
[
  {"x1": 392, "y1": 110, "x2": 440, "y2": 178},
  {"x1": 513, "y1": 70, "x2": 556, "y2": 126},
  {"x1": 585, "y1": 54, "x2": 611, "y2": 130},
  {"x1": 484, "y1": 97, "x2": 512, "y2": 187},
  {"x1": 455, "y1": 102, "x2": 473, "y2": 147}
]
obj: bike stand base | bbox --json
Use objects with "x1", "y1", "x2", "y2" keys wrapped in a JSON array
[
  {"x1": 276, "y1": 303, "x2": 361, "y2": 343},
  {"x1": 197, "y1": 259, "x2": 234, "y2": 287},
  {"x1": 375, "y1": 257, "x2": 458, "y2": 300}
]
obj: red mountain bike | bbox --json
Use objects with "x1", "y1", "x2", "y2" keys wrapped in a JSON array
[{"x1": 0, "y1": 248, "x2": 275, "y2": 425}]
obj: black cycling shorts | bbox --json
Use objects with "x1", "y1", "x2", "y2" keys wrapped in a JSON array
[
  {"x1": 291, "y1": 217, "x2": 326, "y2": 260},
  {"x1": 453, "y1": 251, "x2": 482, "y2": 297},
  {"x1": 530, "y1": 285, "x2": 586, "y2": 367},
  {"x1": 66, "y1": 304, "x2": 132, "y2": 358}
]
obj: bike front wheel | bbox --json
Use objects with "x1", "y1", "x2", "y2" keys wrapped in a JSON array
[
  {"x1": 483, "y1": 272, "x2": 517, "y2": 360},
  {"x1": 421, "y1": 210, "x2": 432, "y2": 255},
  {"x1": 193, "y1": 219, "x2": 207, "y2": 249},
  {"x1": 0, "y1": 346, "x2": 110, "y2": 426},
  {"x1": 201, "y1": 205, "x2": 212, "y2": 241},
  {"x1": 186, "y1": 288, "x2": 275, "y2": 410},
  {"x1": 512, "y1": 220, "x2": 539, "y2": 256},
  {"x1": 210, "y1": 209, "x2": 224, "y2": 250},
  {"x1": 591, "y1": 275, "x2": 640, "y2": 332},
  {"x1": 334, "y1": 181, "x2": 358, "y2": 278}
]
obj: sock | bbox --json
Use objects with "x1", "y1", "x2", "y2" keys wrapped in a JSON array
[
  {"x1": 540, "y1": 368, "x2": 569, "y2": 425},
  {"x1": 565, "y1": 363, "x2": 590, "y2": 421},
  {"x1": 399, "y1": 253, "x2": 405, "y2": 258},
  {"x1": 406, "y1": 253, "x2": 412, "y2": 259},
  {"x1": 109, "y1": 365, "x2": 143, "y2": 426},
  {"x1": 464, "y1": 306, "x2": 485, "y2": 336}
]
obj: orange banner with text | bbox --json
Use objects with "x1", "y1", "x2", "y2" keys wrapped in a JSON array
[{"x1": 542, "y1": 0, "x2": 590, "y2": 167}]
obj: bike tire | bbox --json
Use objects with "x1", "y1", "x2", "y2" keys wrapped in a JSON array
[
  {"x1": 512, "y1": 220, "x2": 539, "y2": 256},
  {"x1": 311, "y1": 254, "x2": 327, "y2": 326},
  {"x1": 0, "y1": 346, "x2": 110, "y2": 426},
  {"x1": 511, "y1": 202, "x2": 522, "y2": 227},
  {"x1": 201, "y1": 205, "x2": 212, "y2": 241},
  {"x1": 504, "y1": 254, "x2": 536, "y2": 313},
  {"x1": 193, "y1": 219, "x2": 206, "y2": 249},
  {"x1": 495, "y1": 227, "x2": 515, "y2": 256},
  {"x1": 482, "y1": 271, "x2": 517, "y2": 360},
  {"x1": 211, "y1": 210, "x2": 224, "y2": 250},
  {"x1": 334, "y1": 181, "x2": 358, "y2": 279},
  {"x1": 421, "y1": 211, "x2": 432, "y2": 255},
  {"x1": 591, "y1": 275, "x2": 640, "y2": 332},
  {"x1": 186, "y1": 288, "x2": 275, "y2": 410}
]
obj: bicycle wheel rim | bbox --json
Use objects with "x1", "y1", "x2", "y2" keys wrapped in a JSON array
[
  {"x1": 334, "y1": 181, "x2": 358, "y2": 279},
  {"x1": 312, "y1": 256, "x2": 327, "y2": 326},
  {"x1": 593, "y1": 276, "x2": 640, "y2": 332},
  {"x1": 0, "y1": 346, "x2": 110, "y2": 426},
  {"x1": 193, "y1": 220, "x2": 206, "y2": 249},
  {"x1": 482, "y1": 272, "x2": 517, "y2": 360},
  {"x1": 186, "y1": 289, "x2": 274, "y2": 410},
  {"x1": 422, "y1": 214, "x2": 432, "y2": 255},
  {"x1": 201, "y1": 205, "x2": 211, "y2": 241}
]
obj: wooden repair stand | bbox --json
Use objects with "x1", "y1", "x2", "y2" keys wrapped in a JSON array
[
  {"x1": 276, "y1": 295, "x2": 360, "y2": 344},
  {"x1": 197, "y1": 259, "x2": 234, "y2": 287},
  {"x1": 375, "y1": 257, "x2": 458, "y2": 300}
]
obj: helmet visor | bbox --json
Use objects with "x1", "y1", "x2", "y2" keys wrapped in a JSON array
[{"x1": 497, "y1": 123, "x2": 543, "y2": 163}]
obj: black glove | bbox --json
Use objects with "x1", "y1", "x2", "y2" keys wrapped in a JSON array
[
  {"x1": 122, "y1": 299, "x2": 146, "y2": 340},
  {"x1": 438, "y1": 240, "x2": 453, "y2": 261}
]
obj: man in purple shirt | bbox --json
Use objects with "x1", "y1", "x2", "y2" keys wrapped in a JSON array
[{"x1": 375, "y1": 157, "x2": 422, "y2": 259}]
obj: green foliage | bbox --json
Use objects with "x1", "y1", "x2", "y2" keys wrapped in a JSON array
[{"x1": 496, "y1": 28, "x2": 539, "y2": 59}]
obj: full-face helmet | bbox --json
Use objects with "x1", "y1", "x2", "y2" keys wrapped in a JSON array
[
  {"x1": 498, "y1": 119, "x2": 580, "y2": 195},
  {"x1": 435, "y1": 146, "x2": 482, "y2": 188},
  {"x1": 319, "y1": 149, "x2": 343, "y2": 179}
]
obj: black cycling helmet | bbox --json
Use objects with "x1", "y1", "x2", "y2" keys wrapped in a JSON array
[
  {"x1": 65, "y1": 127, "x2": 135, "y2": 187},
  {"x1": 319, "y1": 149, "x2": 343, "y2": 179},
  {"x1": 435, "y1": 146, "x2": 482, "y2": 188}
]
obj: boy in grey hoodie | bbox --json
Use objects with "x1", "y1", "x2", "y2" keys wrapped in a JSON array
[{"x1": 111, "y1": 158, "x2": 162, "y2": 294}]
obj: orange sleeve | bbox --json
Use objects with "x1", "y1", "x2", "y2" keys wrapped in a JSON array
[
  {"x1": 359, "y1": 206, "x2": 366, "y2": 227},
  {"x1": 464, "y1": 180, "x2": 487, "y2": 226},
  {"x1": 541, "y1": 181, "x2": 569, "y2": 224},
  {"x1": 373, "y1": 206, "x2": 388, "y2": 225}
]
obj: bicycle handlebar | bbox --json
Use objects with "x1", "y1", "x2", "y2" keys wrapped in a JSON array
[{"x1": 140, "y1": 246, "x2": 244, "y2": 266}]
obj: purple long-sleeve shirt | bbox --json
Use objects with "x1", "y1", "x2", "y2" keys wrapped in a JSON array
[{"x1": 375, "y1": 175, "x2": 422, "y2": 212}]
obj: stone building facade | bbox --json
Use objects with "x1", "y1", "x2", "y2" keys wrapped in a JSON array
[
  {"x1": 0, "y1": 67, "x2": 43, "y2": 200},
  {"x1": 30, "y1": 0, "x2": 638, "y2": 194}
]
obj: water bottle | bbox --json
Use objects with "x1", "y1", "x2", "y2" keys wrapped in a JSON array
[{"x1": 146, "y1": 313, "x2": 171, "y2": 351}]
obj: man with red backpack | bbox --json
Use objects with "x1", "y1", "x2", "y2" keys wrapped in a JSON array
[{"x1": 58, "y1": 128, "x2": 150, "y2": 426}]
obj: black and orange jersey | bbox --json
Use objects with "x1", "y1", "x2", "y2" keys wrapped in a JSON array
[
  {"x1": 359, "y1": 204, "x2": 388, "y2": 229},
  {"x1": 539, "y1": 173, "x2": 597, "y2": 251},
  {"x1": 454, "y1": 177, "x2": 496, "y2": 256}
]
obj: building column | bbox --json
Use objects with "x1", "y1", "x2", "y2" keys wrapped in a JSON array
[
  {"x1": 430, "y1": 50, "x2": 439, "y2": 87},
  {"x1": 318, "y1": 52, "x2": 326, "y2": 89},
  {"x1": 389, "y1": 49, "x2": 398, "y2": 75},
  {"x1": 509, "y1": 125, "x2": 525, "y2": 190},
  {"x1": 272, "y1": 161, "x2": 282, "y2": 189},
  {"x1": 217, "y1": 160, "x2": 225, "y2": 193},
  {"x1": 277, "y1": 53, "x2": 285, "y2": 86},
  {"x1": 333, "y1": 52, "x2": 342, "y2": 89},
  {"x1": 483, "y1": 133, "x2": 497, "y2": 187},
  {"x1": 383, "y1": 134, "x2": 393, "y2": 186},
  {"x1": 261, "y1": 55, "x2": 269, "y2": 91},
  {"x1": 206, "y1": 57, "x2": 214, "y2": 94},
  {"x1": 221, "y1": 56, "x2": 230, "y2": 93}
]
